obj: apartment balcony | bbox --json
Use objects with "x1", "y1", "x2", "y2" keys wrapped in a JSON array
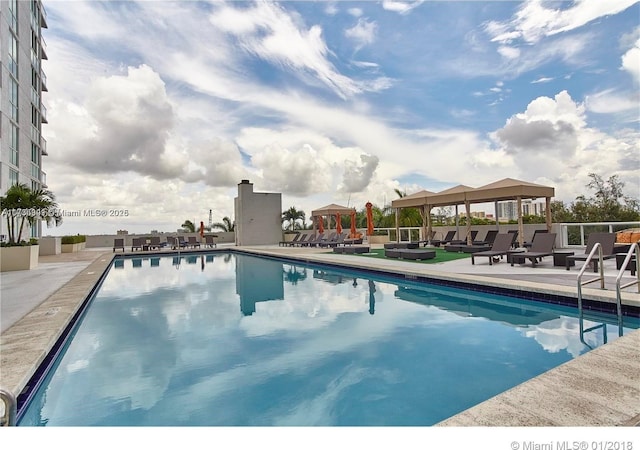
[
  {"x1": 41, "y1": 136, "x2": 48, "y2": 156},
  {"x1": 41, "y1": 69, "x2": 48, "y2": 92},
  {"x1": 40, "y1": 3, "x2": 48, "y2": 29},
  {"x1": 40, "y1": 171, "x2": 47, "y2": 188},
  {"x1": 41, "y1": 103, "x2": 48, "y2": 124},
  {"x1": 31, "y1": 87, "x2": 40, "y2": 107},
  {"x1": 40, "y1": 36, "x2": 48, "y2": 60}
]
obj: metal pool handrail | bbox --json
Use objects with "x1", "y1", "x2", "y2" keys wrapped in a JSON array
[
  {"x1": 0, "y1": 389, "x2": 17, "y2": 426},
  {"x1": 576, "y1": 242, "x2": 605, "y2": 316},
  {"x1": 616, "y1": 243, "x2": 640, "y2": 307}
]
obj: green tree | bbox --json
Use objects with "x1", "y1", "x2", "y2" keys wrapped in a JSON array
[
  {"x1": 0, "y1": 183, "x2": 62, "y2": 244},
  {"x1": 181, "y1": 219, "x2": 196, "y2": 233},
  {"x1": 282, "y1": 206, "x2": 306, "y2": 231},
  {"x1": 552, "y1": 173, "x2": 640, "y2": 222},
  {"x1": 212, "y1": 216, "x2": 235, "y2": 232}
]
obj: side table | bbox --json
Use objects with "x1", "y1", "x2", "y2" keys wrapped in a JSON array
[{"x1": 553, "y1": 251, "x2": 575, "y2": 267}]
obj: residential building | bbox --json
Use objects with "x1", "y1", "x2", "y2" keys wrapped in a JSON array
[
  {"x1": 0, "y1": 0, "x2": 48, "y2": 238},
  {"x1": 497, "y1": 200, "x2": 546, "y2": 222}
]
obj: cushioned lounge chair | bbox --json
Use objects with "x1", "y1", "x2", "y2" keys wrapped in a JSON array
[
  {"x1": 320, "y1": 232, "x2": 345, "y2": 248},
  {"x1": 168, "y1": 236, "x2": 188, "y2": 250},
  {"x1": 566, "y1": 232, "x2": 616, "y2": 272},
  {"x1": 523, "y1": 229, "x2": 548, "y2": 249},
  {"x1": 448, "y1": 230, "x2": 478, "y2": 246},
  {"x1": 473, "y1": 229, "x2": 498, "y2": 246},
  {"x1": 292, "y1": 233, "x2": 309, "y2": 247},
  {"x1": 131, "y1": 237, "x2": 143, "y2": 251},
  {"x1": 470, "y1": 233, "x2": 514, "y2": 265},
  {"x1": 507, "y1": 230, "x2": 519, "y2": 248},
  {"x1": 430, "y1": 230, "x2": 456, "y2": 247},
  {"x1": 187, "y1": 236, "x2": 201, "y2": 248},
  {"x1": 204, "y1": 235, "x2": 217, "y2": 248},
  {"x1": 113, "y1": 238, "x2": 125, "y2": 252},
  {"x1": 149, "y1": 236, "x2": 162, "y2": 250},
  {"x1": 510, "y1": 233, "x2": 557, "y2": 267},
  {"x1": 300, "y1": 233, "x2": 323, "y2": 247}
]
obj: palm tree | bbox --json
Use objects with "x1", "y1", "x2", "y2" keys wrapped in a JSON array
[
  {"x1": 212, "y1": 216, "x2": 235, "y2": 232},
  {"x1": 181, "y1": 219, "x2": 196, "y2": 233},
  {"x1": 282, "y1": 206, "x2": 306, "y2": 231},
  {"x1": 0, "y1": 183, "x2": 62, "y2": 244}
]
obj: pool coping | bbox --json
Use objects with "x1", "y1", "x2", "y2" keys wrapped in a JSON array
[{"x1": 1, "y1": 247, "x2": 639, "y2": 426}]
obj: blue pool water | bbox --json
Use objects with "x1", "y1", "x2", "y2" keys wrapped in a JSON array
[{"x1": 17, "y1": 252, "x2": 638, "y2": 426}]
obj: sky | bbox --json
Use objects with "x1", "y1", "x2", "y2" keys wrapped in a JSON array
[{"x1": 39, "y1": 0, "x2": 640, "y2": 235}]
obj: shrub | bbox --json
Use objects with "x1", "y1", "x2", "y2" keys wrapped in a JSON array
[{"x1": 61, "y1": 235, "x2": 86, "y2": 244}]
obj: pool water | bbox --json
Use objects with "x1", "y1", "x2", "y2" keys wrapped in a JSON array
[{"x1": 17, "y1": 252, "x2": 637, "y2": 426}]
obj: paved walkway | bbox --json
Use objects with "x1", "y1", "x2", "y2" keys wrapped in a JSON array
[{"x1": 1, "y1": 244, "x2": 638, "y2": 426}]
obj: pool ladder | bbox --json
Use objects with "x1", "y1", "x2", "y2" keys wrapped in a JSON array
[
  {"x1": 577, "y1": 242, "x2": 640, "y2": 339},
  {"x1": 0, "y1": 389, "x2": 16, "y2": 426}
]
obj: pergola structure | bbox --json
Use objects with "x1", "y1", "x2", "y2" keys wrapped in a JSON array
[
  {"x1": 311, "y1": 203, "x2": 357, "y2": 232},
  {"x1": 390, "y1": 178, "x2": 555, "y2": 247}
]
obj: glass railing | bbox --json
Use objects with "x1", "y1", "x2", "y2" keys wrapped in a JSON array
[{"x1": 558, "y1": 222, "x2": 640, "y2": 247}]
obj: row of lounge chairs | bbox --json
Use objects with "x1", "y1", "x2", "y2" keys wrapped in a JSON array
[
  {"x1": 470, "y1": 231, "x2": 618, "y2": 270},
  {"x1": 113, "y1": 235, "x2": 218, "y2": 252}
]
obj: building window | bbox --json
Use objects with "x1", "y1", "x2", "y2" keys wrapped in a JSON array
[
  {"x1": 10, "y1": 123, "x2": 19, "y2": 166},
  {"x1": 9, "y1": 33, "x2": 18, "y2": 78},
  {"x1": 9, "y1": 0, "x2": 18, "y2": 31},
  {"x1": 32, "y1": 180, "x2": 40, "y2": 192},
  {"x1": 9, "y1": 77, "x2": 19, "y2": 121},
  {"x1": 31, "y1": 162, "x2": 40, "y2": 179},
  {"x1": 31, "y1": 142, "x2": 40, "y2": 164},
  {"x1": 9, "y1": 169, "x2": 19, "y2": 186}
]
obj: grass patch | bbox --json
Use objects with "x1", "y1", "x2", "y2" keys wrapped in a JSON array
[{"x1": 328, "y1": 247, "x2": 471, "y2": 264}]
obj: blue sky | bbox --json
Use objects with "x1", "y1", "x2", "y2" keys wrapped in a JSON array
[{"x1": 40, "y1": 0, "x2": 639, "y2": 235}]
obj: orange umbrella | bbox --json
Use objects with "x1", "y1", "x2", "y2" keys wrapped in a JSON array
[
  {"x1": 336, "y1": 213, "x2": 342, "y2": 234},
  {"x1": 350, "y1": 210, "x2": 357, "y2": 238},
  {"x1": 365, "y1": 202, "x2": 374, "y2": 236},
  {"x1": 318, "y1": 216, "x2": 324, "y2": 234},
  {"x1": 200, "y1": 221, "x2": 205, "y2": 239}
]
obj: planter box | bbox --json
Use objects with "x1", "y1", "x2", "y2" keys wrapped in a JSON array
[
  {"x1": 368, "y1": 235, "x2": 390, "y2": 244},
  {"x1": 61, "y1": 242, "x2": 85, "y2": 253},
  {"x1": 0, "y1": 245, "x2": 39, "y2": 272},
  {"x1": 39, "y1": 237, "x2": 61, "y2": 256}
]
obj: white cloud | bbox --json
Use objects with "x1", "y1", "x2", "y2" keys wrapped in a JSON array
[
  {"x1": 345, "y1": 18, "x2": 378, "y2": 49},
  {"x1": 620, "y1": 37, "x2": 640, "y2": 82},
  {"x1": 486, "y1": 0, "x2": 640, "y2": 44},
  {"x1": 381, "y1": 0, "x2": 424, "y2": 15}
]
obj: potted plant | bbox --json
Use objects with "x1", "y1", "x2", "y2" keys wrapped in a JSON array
[{"x1": 0, "y1": 183, "x2": 62, "y2": 271}]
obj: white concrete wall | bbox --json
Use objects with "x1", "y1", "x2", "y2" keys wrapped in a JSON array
[{"x1": 235, "y1": 180, "x2": 282, "y2": 246}]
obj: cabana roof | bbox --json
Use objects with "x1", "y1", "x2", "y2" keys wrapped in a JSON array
[
  {"x1": 391, "y1": 190, "x2": 436, "y2": 208},
  {"x1": 311, "y1": 203, "x2": 356, "y2": 217},
  {"x1": 391, "y1": 178, "x2": 554, "y2": 207}
]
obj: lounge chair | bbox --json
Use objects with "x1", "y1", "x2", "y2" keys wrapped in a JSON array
[
  {"x1": 304, "y1": 233, "x2": 326, "y2": 247},
  {"x1": 149, "y1": 236, "x2": 162, "y2": 250},
  {"x1": 473, "y1": 229, "x2": 498, "y2": 246},
  {"x1": 305, "y1": 233, "x2": 327, "y2": 247},
  {"x1": 280, "y1": 233, "x2": 300, "y2": 247},
  {"x1": 566, "y1": 232, "x2": 616, "y2": 272},
  {"x1": 320, "y1": 233, "x2": 345, "y2": 248},
  {"x1": 470, "y1": 233, "x2": 515, "y2": 265},
  {"x1": 298, "y1": 233, "x2": 319, "y2": 247},
  {"x1": 113, "y1": 238, "x2": 125, "y2": 252},
  {"x1": 168, "y1": 236, "x2": 188, "y2": 250},
  {"x1": 510, "y1": 233, "x2": 557, "y2": 267},
  {"x1": 449, "y1": 230, "x2": 478, "y2": 246},
  {"x1": 187, "y1": 236, "x2": 201, "y2": 248},
  {"x1": 507, "y1": 230, "x2": 519, "y2": 248},
  {"x1": 131, "y1": 237, "x2": 143, "y2": 251},
  {"x1": 291, "y1": 233, "x2": 309, "y2": 247},
  {"x1": 430, "y1": 230, "x2": 456, "y2": 247},
  {"x1": 204, "y1": 235, "x2": 217, "y2": 248},
  {"x1": 523, "y1": 229, "x2": 548, "y2": 249}
]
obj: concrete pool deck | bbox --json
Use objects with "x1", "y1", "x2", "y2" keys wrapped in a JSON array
[{"x1": 1, "y1": 244, "x2": 639, "y2": 426}]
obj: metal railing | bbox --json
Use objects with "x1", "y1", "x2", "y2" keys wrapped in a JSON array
[
  {"x1": 576, "y1": 242, "x2": 605, "y2": 312},
  {"x1": 616, "y1": 243, "x2": 639, "y2": 314},
  {"x1": 0, "y1": 389, "x2": 16, "y2": 426}
]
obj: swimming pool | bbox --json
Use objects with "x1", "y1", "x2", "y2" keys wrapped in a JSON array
[{"x1": 16, "y1": 252, "x2": 639, "y2": 426}]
